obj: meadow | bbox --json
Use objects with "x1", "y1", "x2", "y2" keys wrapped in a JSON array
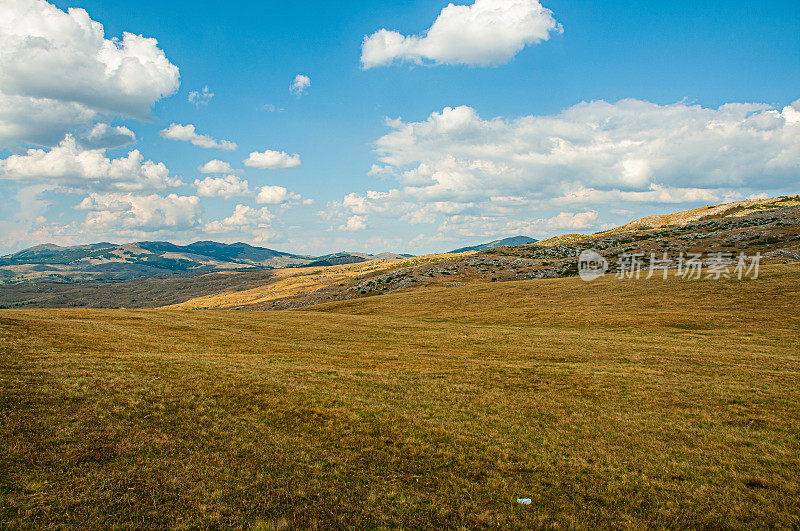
[{"x1": 2, "y1": 264, "x2": 799, "y2": 528}]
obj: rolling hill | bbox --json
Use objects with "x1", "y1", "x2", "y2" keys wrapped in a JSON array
[
  {"x1": 449, "y1": 235, "x2": 538, "y2": 253},
  {"x1": 169, "y1": 194, "x2": 800, "y2": 311},
  {"x1": 2, "y1": 263, "x2": 799, "y2": 527},
  {"x1": 2, "y1": 194, "x2": 799, "y2": 309},
  {"x1": 2, "y1": 195, "x2": 799, "y2": 527},
  {"x1": 0, "y1": 241, "x2": 413, "y2": 284}
]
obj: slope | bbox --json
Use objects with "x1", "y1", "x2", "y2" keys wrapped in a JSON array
[
  {"x1": 171, "y1": 196, "x2": 800, "y2": 311},
  {"x1": 2, "y1": 264, "x2": 799, "y2": 527}
]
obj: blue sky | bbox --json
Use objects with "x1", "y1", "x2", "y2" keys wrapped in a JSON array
[{"x1": 1, "y1": 0, "x2": 799, "y2": 255}]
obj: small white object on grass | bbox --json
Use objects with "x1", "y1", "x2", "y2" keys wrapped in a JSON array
[{"x1": 517, "y1": 498, "x2": 532, "y2": 505}]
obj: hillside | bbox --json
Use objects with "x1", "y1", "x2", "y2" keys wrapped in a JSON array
[
  {"x1": 165, "y1": 252, "x2": 474, "y2": 311},
  {"x1": 170, "y1": 195, "x2": 800, "y2": 311},
  {"x1": 449, "y1": 236, "x2": 538, "y2": 253},
  {"x1": 537, "y1": 194, "x2": 800, "y2": 246},
  {"x1": 3, "y1": 194, "x2": 799, "y2": 309},
  {"x1": 2, "y1": 264, "x2": 799, "y2": 527},
  {"x1": 0, "y1": 270, "x2": 280, "y2": 309},
  {"x1": 0, "y1": 241, "x2": 411, "y2": 284}
]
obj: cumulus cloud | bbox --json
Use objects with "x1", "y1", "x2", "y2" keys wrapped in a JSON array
[
  {"x1": 244, "y1": 149, "x2": 301, "y2": 169},
  {"x1": 0, "y1": 0, "x2": 180, "y2": 146},
  {"x1": 159, "y1": 123, "x2": 237, "y2": 151},
  {"x1": 204, "y1": 205, "x2": 279, "y2": 243},
  {"x1": 545, "y1": 210, "x2": 598, "y2": 229},
  {"x1": 322, "y1": 96, "x2": 800, "y2": 246},
  {"x1": 193, "y1": 175, "x2": 250, "y2": 199},
  {"x1": 289, "y1": 74, "x2": 311, "y2": 97},
  {"x1": 205, "y1": 204, "x2": 274, "y2": 232},
  {"x1": 0, "y1": 135, "x2": 182, "y2": 191},
  {"x1": 373, "y1": 99, "x2": 800, "y2": 201},
  {"x1": 0, "y1": 94, "x2": 97, "y2": 147},
  {"x1": 77, "y1": 192, "x2": 202, "y2": 232},
  {"x1": 255, "y1": 185, "x2": 304, "y2": 205},
  {"x1": 198, "y1": 159, "x2": 235, "y2": 174},
  {"x1": 368, "y1": 164, "x2": 395, "y2": 177},
  {"x1": 418, "y1": 210, "x2": 597, "y2": 241},
  {"x1": 0, "y1": 190, "x2": 206, "y2": 253},
  {"x1": 188, "y1": 86, "x2": 213, "y2": 106},
  {"x1": 361, "y1": 0, "x2": 562, "y2": 68},
  {"x1": 338, "y1": 215, "x2": 367, "y2": 232},
  {"x1": 783, "y1": 104, "x2": 800, "y2": 125},
  {"x1": 552, "y1": 185, "x2": 720, "y2": 205},
  {"x1": 80, "y1": 123, "x2": 136, "y2": 149}
]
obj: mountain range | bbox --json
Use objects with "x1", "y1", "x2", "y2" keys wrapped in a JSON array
[
  {"x1": 449, "y1": 236, "x2": 538, "y2": 253},
  {"x1": 3, "y1": 194, "x2": 800, "y2": 293},
  {"x1": 0, "y1": 241, "x2": 412, "y2": 284}
]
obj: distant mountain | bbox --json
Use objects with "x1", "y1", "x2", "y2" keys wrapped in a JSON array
[
  {"x1": 304, "y1": 251, "x2": 414, "y2": 268},
  {"x1": 4, "y1": 195, "x2": 799, "y2": 308},
  {"x1": 0, "y1": 242, "x2": 412, "y2": 284},
  {"x1": 449, "y1": 236, "x2": 538, "y2": 254}
]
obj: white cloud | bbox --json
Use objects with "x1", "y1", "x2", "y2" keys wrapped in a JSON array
[
  {"x1": 424, "y1": 210, "x2": 600, "y2": 241},
  {"x1": 368, "y1": 164, "x2": 395, "y2": 177},
  {"x1": 204, "y1": 204, "x2": 278, "y2": 243},
  {"x1": 783, "y1": 102, "x2": 800, "y2": 125},
  {"x1": 552, "y1": 185, "x2": 720, "y2": 205},
  {"x1": 80, "y1": 123, "x2": 136, "y2": 149},
  {"x1": 0, "y1": 135, "x2": 182, "y2": 191},
  {"x1": 244, "y1": 149, "x2": 301, "y2": 169},
  {"x1": 255, "y1": 185, "x2": 302, "y2": 205},
  {"x1": 193, "y1": 175, "x2": 250, "y2": 199},
  {"x1": 338, "y1": 215, "x2": 367, "y2": 232},
  {"x1": 0, "y1": 94, "x2": 97, "y2": 147},
  {"x1": 0, "y1": 0, "x2": 180, "y2": 146},
  {"x1": 205, "y1": 204, "x2": 274, "y2": 232},
  {"x1": 160, "y1": 123, "x2": 237, "y2": 151},
  {"x1": 0, "y1": 215, "x2": 80, "y2": 256},
  {"x1": 545, "y1": 210, "x2": 598, "y2": 229},
  {"x1": 0, "y1": 190, "x2": 206, "y2": 253},
  {"x1": 611, "y1": 209, "x2": 634, "y2": 216},
  {"x1": 188, "y1": 86, "x2": 214, "y2": 106},
  {"x1": 198, "y1": 159, "x2": 235, "y2": 174},
  {"x1": 77, "y1": 192, "x2": 202, "y2": 232},
  {"x1": 361, "y1": 0, "x2": 562, "y2": 68},
  {"x1": 321, "y1": 96, "x2": 800, "y2": 246},
  {"x1": 373, "y1": 99, "x2": 800, "y2": 202},
  {"x1": 746, "y1": 192, "x2": 771, "y2": 200},
  {"x1": 289, "y1": 74, "x2": 311, "y2": 97}
]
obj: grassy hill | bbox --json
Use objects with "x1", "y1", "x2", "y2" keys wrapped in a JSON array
[
  {"x1": 449, "y1": 236, "x2": 538, "y2": 253},
  {"x1": 0, "y1": 241, "x2": 412, "y2": 285},
  {"x1": 168, "y1": 199, "x2": 800, "y2": 311},
  {"x1": 3, "y1": 195, "x2": 799, "y2": 310},
  {"x1": 0, "y1": 241, "x2": 305, "y2": 284},
  {"x1": 165, "y1": 252, "x2": 473, "y2": 310},
  {"x1": 0, "y1": 270, "x2": 279, "y2": 309},
  {"x1": 2, "y1": 264, "x2": 799, "y2": 527},
  {"x1": 536, "y1": 194, "x2": 800, "y2": 246}
]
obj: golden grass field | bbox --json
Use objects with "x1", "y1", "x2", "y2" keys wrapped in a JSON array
[
  {"x1": 166, "y1": 252, "x2": 473, "y2": 310},
  {"x1": 2, "y1": 264, "x2": 799, "y2": 528}
]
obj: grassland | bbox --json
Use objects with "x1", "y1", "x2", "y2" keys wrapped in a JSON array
[
  {"x1": 166, "y1": 252, "x2": 473, "y2": 310},
  {"x1": 0, "y1": 269, "x2": 279, "y2": 310},
  {"x1": 2, "y1": 264, "x2": 799, "y2": 528}
]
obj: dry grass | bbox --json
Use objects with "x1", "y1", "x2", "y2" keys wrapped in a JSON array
[
  {"x1": 0, "y1": 269, "x2": 280, "y2": 310},
  {"x1": 537, "y1": 194, "x2": 800, "y2": 246},
  {"x1": 167, "y1": 252, "x2": 473, "y2": 310},
  {"x1": 1, "y1": 264, "x2": 799, "y2": 528}
]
